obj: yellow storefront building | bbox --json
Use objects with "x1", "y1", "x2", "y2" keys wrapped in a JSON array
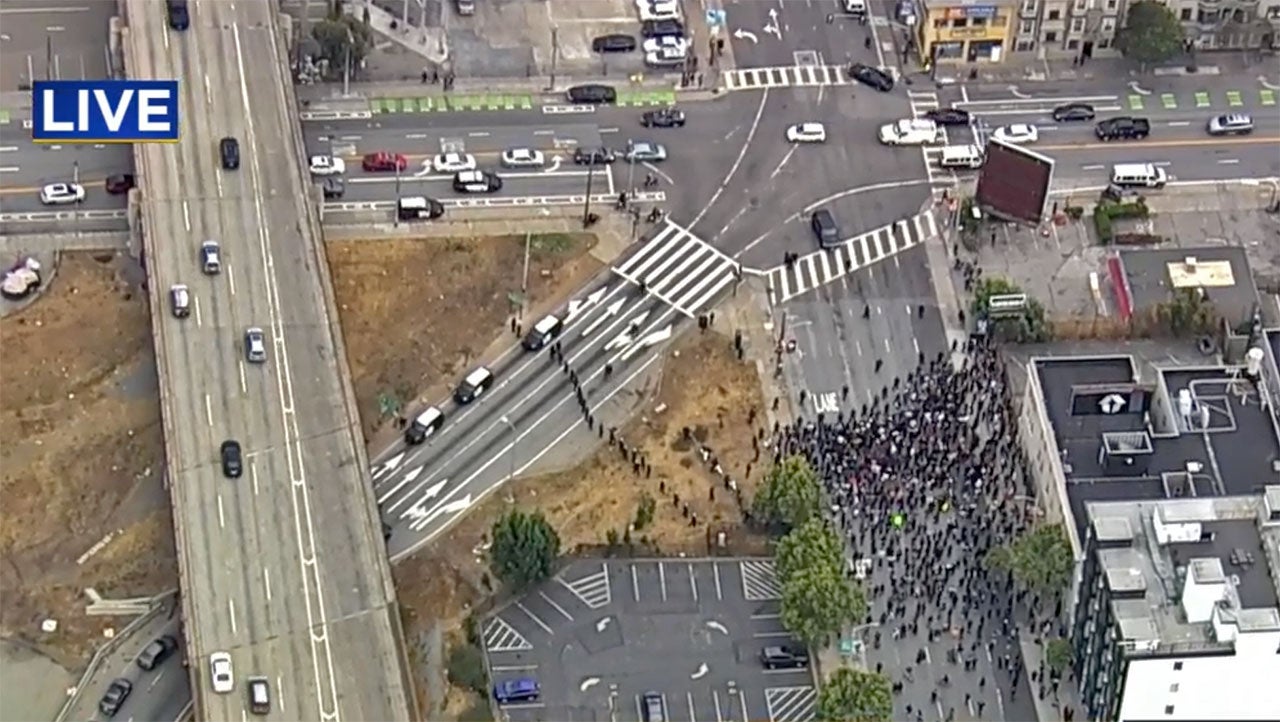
[{"x1": 916, "y1": 0, "x2": 1016, "y2": 66}]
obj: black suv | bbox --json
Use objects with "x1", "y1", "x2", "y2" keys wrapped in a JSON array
[
  {"x1": 761, "y1": 645, "x2": 810, "y2": 669},
  {"x1": 810, "y1": 209, "x2": 840, "y2": 248},
  {"x1": 573, "y1": 147, "x2": 616, "y2": 165},
  {"x1": 566, "y1": 84, "x2": 616, "y2": 104},
  {"x1": 641, "y1": 108, "x2": 686, "y2": 128},
  {"x1": 166, "y1": 0, "x2": 190, "y2": 30},
  {"x1": 848, "y1": 62, "x2": 894, "y2": 92},
  {"x1": 136, "y1": 634, "x2": 179, "y2": 670},
  {"x1": 219, "y1": 137, "x2": 240, "y2": 170},
  {"x1": 99, "y1": 678, "x2": 133, "y2": 718},
  {"x1": 220, "y1": 440, "x2": 243, "y2": 478},
  {"x1": 924, "y1": 107, "x2": 970, "y2": 126},
  {"x1": 1095, "y1": 116, "x2": 1150, "y2": 141}
]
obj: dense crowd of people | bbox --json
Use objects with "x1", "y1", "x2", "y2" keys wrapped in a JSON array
[{"x1": 775, "y1": 339, "x2": 1045, "y2": 720}]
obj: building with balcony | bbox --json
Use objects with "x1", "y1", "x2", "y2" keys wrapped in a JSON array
[
  {"x1": 1071, "y1": 491, "x2": 1280, "y2": 721},
  {"x1": 918, "y1": 0, "x2": 1020, "y2": 64}
]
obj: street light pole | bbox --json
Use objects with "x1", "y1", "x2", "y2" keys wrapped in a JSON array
[
  {"x1": 582, "y1": 160, "x2": 595, "y2": 226},
  {"x1": 549, "y1": 26, "x2": 560, "y2": 90},
  {"x1": 343, "y1": 29, "x2": 353, "y2": 97},
  {"x1": 393, "y1": 160, "x2": 402, "y2": 228},
  {"x1": 520, "y1": 232, "x2": 532, "y2": 322}
]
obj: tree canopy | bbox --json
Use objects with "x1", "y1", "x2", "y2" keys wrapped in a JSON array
[
  {"x1": 312, "y1": 12, "x2": 374, "y2": 78},
  {"x1": 775, "y1": 518, "x2": 844, "y2": 586},
  {"x1": 816, "y1": 667, "x2": 893, "y2": 722},
  {"x1": 1117, "y1": 1, "x2": 1185, "y2": 67},
  {"x1": 752, "y1": 455, "x2": 823, "y2": 532},
  {"x1": 1045, "y1": 637, "x2": 1074, "y2": 675},
  {"x1": 780, "y1": 563, "x2": 866, "y2": 648},
  {"x1": 985, "y1": 523, "x2": 1074, "y2": 592},
  {"x1": 489, "y1": 509, "x2": 560, "y2": 590}
]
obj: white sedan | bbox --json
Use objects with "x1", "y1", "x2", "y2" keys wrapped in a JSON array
[
  {"x1": 500, "y1": 147, "x2": 545, "y2": 168},
  {"x1": 637, "y1": 0, "x2": 680, "y2": 21},
  {"x1": 209, "y1": 652, "x2": 234, "y2": 694},
  {"x1": 786, "y1": 122, "x2": 827, "y2": 143},
  {"x1": 991, "y1": 123, "x2": 1040, "y2": 144},
  {"x1": 643, "y1": 35, "x2": 688, "y2": 54},
  {"x1": 308, "y1": 154, "x2": 346, "y2": 176},
  {"x1": 39, "y1": 182, "x2": 86, "y2": 205},
  {"x1": 431, "y1": 152, "x2": 478, "y2": 174}
]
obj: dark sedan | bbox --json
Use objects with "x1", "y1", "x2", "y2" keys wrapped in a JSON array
[
  {"x1": 1052, "y1": 103, "x2": 1096, "y2": 121},
  {"x1": 848, "y1": 62, "x2": 894, "y2": 92},
  {"x1": 105, "y1": 173, "x2": 136, "y2": 194},
  {"x1": 573, "y1": 147, "x2": 616, "y2": 165},
  {"x1": 924, "y1": 107, "x2": 971, "y2": 126},
  {"x1": 99, "y1": 678, "x2": 133, "y2": 718},
  {"x1": 591, "y1": 34, "x2": 636, "y2": 53},
  {"x1": 641, "y1": 107, "x2": 685, "y2": 127}
]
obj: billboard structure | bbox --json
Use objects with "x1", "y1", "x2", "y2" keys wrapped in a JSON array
[{"x1": 975, "y1": 137, "x2": 1055, "y2": 226}]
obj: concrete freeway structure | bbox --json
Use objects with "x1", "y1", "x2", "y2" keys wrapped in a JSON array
[
  {"x1": 124, "y1": 1, "x2": 413, "y2": 719},
  {"x1": 371, "y1": 219, "x2": 744, "y2": 558}
]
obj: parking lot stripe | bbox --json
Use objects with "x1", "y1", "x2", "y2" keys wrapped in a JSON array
[
  {"x1": 631, "y1": 565, "x2": 641, "y2": 601},
  {"x1": 688, "y1": 563, "x2": 698, "y2": 602},
  {"x1": 538, "y1": 591, "x2": 573, "y2": 620},
  {"x1": 483, "y1": 616, "x2": 532, "y2": 652},
  {"x1": 659, "y1": 562, "x2": 668, "y2": 601},
  {"x1": 516, "y1": 602, "x2": 553, "y2": 634},
  {"x1": 713, "y1": 562, "x2": 723, "y2": 600}
]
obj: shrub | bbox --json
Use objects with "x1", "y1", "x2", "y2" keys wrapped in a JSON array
[{"x1": 446, "y1": 643, "x2": 488, "y2": 697}]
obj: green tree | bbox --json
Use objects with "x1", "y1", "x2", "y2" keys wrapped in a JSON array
[
  {"x1": 986, "y1": 523, "x2": 1074, "y2": 593},
  {"x1": 752, "y1": 455, "x2": 822, "y2": 532},
  {"x1": 775, "y1": 518, "x2": 844, "y2": 587},
  {"x1": 816, "y1": 667, "x2": 893, "y2": 722},
  {"x1": 780, "y1": 564, "x2": 866, "y2": 648},
  {"x1": 1117, "y1": 1, "x2": 1185, "y2": 68},
  {"x1": 1045, "y1": 637, "x2": 1074, "y2": 675},
  {"x1": 1156, "y1": 288, "x2": 1216, "y2": 337},
  {"x1": 634, "y1": 491, "x2": 656, "y2": 530},
  {"x1": 971, "y1": 276, "x2": 1050, "y2": 343},
  {"x1": 971, "y1": 276, "x2": 1023, "y2": 317},
  {"x1": 446, "y1": 643, "x2": 488, "y2": 696},
  {"x1": 312, "y1": 14, "x2": 374, "y2": 78},
  {"x1": 489, "y1": 509, "x2": 560, "y2": 590}
]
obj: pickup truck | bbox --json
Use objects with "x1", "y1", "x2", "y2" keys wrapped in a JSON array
[{"x1": 1095, "y1": 116, "x2": 1150, "y2": 141}]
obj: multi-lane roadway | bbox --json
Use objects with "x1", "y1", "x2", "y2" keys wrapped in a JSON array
[{"x1": 125, "y1": 0, "x2": 412, "y2": 719}]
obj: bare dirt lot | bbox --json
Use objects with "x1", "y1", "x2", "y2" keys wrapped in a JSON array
[
  {"x1": 326, "y1": 232, "x2": 602, "y2": 441},
  {"x1": 391, "y1": 329, "x2": 770, "y2": 717},
  {"x1": 0, "y1": 252, "x2": 176, "y2": 670}
]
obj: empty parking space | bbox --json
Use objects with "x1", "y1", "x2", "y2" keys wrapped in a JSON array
[
  {"x1": 0, "y1": 1, "x2": 115, "y2": 91},
  {"x1": 483, "y1": 558, "x2": 818, "y2": 722}
]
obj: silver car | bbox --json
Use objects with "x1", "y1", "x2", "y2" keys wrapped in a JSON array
[
  {"x1": 245, "y1": 327, "x2": 267, "y2": 363},
  {"x1": 500, "y1": 147, "x2": 545, "y2": 168},
  {"x1": 1206, "y1": 113, "x2": 1253, "y2": 136},
  {"x1": 624, "y1": 141, "x2": 667, "y2": 163}
]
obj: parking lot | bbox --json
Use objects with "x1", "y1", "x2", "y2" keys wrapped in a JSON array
[
  {"x1": 0, "y1": 1, "x2": 116, "y2": 91},
  {"x1": 482, "y1": 558, "x2": 818, "y2": 722}
]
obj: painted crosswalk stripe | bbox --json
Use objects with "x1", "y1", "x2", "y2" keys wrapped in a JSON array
[
  {"x1": 722, "y1": 64, "x2": 852, "y2": 91},
  {"x1": 611, "y1": 220, "x2": 739, "y2": 318}
]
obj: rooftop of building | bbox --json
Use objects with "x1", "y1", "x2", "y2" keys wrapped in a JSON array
[
  {"x1": 1084, "y1": 491, "x2": 1280, "y2": 653},
  {"x1": 1033, "y1": 355, "x2": 1280, "y2": 545},
  {"x1": 1119, "y1": 246, "x2": 1260, "y2": 328},
  {"x1": 920, "y1": 0, "x2": 1018, "y2": 11}
]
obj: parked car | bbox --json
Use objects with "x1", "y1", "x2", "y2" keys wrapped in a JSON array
[
  {"x1": 641, "y1": 107, "x2": 685, "y2": 128},
  {"x1": 991, "y1": 123, "x2": 1039, "y2": 144},
  {"x1": 591, "y1": 33, "x2": 637, "y2": 53},
  {"x1": 1206, "y1": 112, "x2": 1253, "y2": 136},
  {"x1": 636, "y1": 0, "x2": 680, "y2": 21},
  {"x1": 640, "y1": 18, "x2": 684, "y2": 37},
  {"x1": 924, "y1": 107, "x2": 970, "y2": 126},
  {"x1": 309, "y1": 155, "x2": 346, "y2": 175},
  {"x1": 105, "y1": 173, "x2": 136, "y2": 194},
  {"x1": 760, "y1": 644, "x2": 810, "y2": 669},
  {"x1": 493, "y1": 677, "x2": 540, "y2": 704},
  {"x1": 500, "y1": 147, "x2": 545, "y2": 168},
  {"x1": 136, "y1": 635, "x2": 179, "y2": 670},
  {"x1": 455, "y1": 367, "x2": 495, "y2": 404},
  {"x1": 624, "y1": 141, "x2": 667, "y2": 163},
  {"x1": 573, "y1": 147, "x2": 617, "y2": 165},
  {"x1": 321, "y1": 177, "x2": 345, "y2": 199},
  {"x1": 786, "y1": 122, "x2": 827, "y2": 143},
  {"x1": 1051, "y1": 103, "x2": 1095, "y2": 122},
  {"x1": 39, "y1": 182, "x2": 85, "y2": 205},
  {"x1": 645, "y1": 45, "x2": 686, "y2": 67},
  {"x1": 362, "y1": 151, "x2": 408, "y2": 172},
  {"x1": 566, "y1": 84, "x2": 617, "y2": 104},
  {"x1": 848, "y1": 62, "x2": 894, "y2": 92}
]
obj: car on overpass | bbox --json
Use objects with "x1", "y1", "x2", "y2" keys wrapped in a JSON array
[
  {"x1": 432, "y1": 152, "x2": 478, "y2": 174},
  {"x1": 362, "y1": 151, "x2": 409, "y2": 172},
  {"x1": 220, "y1": 441, "x2": 243, "y2": 479},
  {"x1": 309, "y1": 155, "x2": 346, "y2": 176},
  {"x1": 210, "y1": 651, "x2": 234, "y2": 693},
  {"x1": 453, "y1": 170, "x2": 502, "y2": 193},
  {"x1": 98, "y1": 678, "x2": 133, "y2": 717},
  {"x1": 39, "y1": 182, "x2": 85, "y2": 205}
]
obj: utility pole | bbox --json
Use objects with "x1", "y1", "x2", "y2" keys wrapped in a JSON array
[
  {"x1": 393, "y1": 161, "x2": 402, "y2": 228},
  {"x1": 46, "y1": 35, "x2": 54, "y2": 81},
  {"x1": 548, "y1": 26, "x2": 559, "y2": 90},
  {"x1": 401, "y1": 0, "x2": 409, "y2": 27},
  {"x1": 343, "y1": 28, "x2": 353, "y2": 96},
  {"x1": 582, "y1": 160, "x2": 595, "y2": 226}
]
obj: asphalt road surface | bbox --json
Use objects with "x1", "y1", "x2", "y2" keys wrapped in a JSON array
[
  {"x1": 0, "y1": 0, "x2": 115, "y2": 91},
  {"x1": 0, "y1": 143, "x2": 132, "y2": 214},
  {"x1": 126, "y1": 1, "x2": 411, "y2": 719},
  {"x1": 371, "y1": 219, "x2": 743, "y2": 561},
  {"x1": 82, "y1": 619, "x2": 192, "y2": 722}
]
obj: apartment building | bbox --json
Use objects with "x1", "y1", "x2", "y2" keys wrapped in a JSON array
[
  {"x1": 917, "y1": 0, "x2": 1020, "y2": 64},
  {"x1": 1071, "y1": 492, "x2": 1280, "y2": 721}
]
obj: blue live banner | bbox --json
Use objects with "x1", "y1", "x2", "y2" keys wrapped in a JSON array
[{"x1": 33, "y1": 80, "x2": 180, "y2": 143}]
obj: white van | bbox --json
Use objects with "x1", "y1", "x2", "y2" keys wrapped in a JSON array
[
  {"x1": 938, "y1": 144, "x2": 984, "y2": 169},
  {"x1": 1111, "y1": 163, "x2": 1166, "y2": 188}
]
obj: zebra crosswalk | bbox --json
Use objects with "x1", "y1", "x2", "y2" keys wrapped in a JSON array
[
  {"x1": 766, "y1": 211, "x2": 938, "y2": 305},
  {"x1": 722, "y1": 64, "x2": 851, "y2": 91},
  {"x1": 612, "y1": 220, "x2": 742, "y2": 318}
]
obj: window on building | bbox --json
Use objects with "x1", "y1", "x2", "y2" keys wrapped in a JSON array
[
  {"x1": 994, "y1": 14, "x2": 1008, "y2": 24},
  {"x1": 1098, "y1": 37, "x2": 1110, "y2": 48},
  {"x1": 1068, "y1": 38, "x2": 1079, "y2": 48},
  {"x1": 1170, "y1": 683, "x2": 1179, "y2": 692},
  {"x1": 1021, "y1": 18, "x2": 1037, "y2": 32},
  {"x1": 1045, "y1": 30, "x2": 1058, "y2": 41},
  {"x1": 953, "y1": 17, "x2": 969, "y2": 27},
  {"x1": 1165, "y1": 706, "x2": 1176, "y2": 715},
  {"x1": 1071, "y1": 17, "x2": 1085, "y2": 31},
  {"x1": 1102, "y1": 17, "x2": 1116, "y2": 31},
  {"x1": 1180, "y1": 7, "x2": 1192, "y2": 20},
  {"x1": 1016, "y1": 39, "x2": 1037, "y2": 51},
  {"x1": 1106, "y1": 0, "x2": 1118, "y2": 9},
  {"x1": 1267, "y1": 5, "x2": 1280, "y2": 19},
  {"x1": 1173, "y1": 661, "x2": 1183, "y2": 671},
  {"x1": 973, "y1": 16, "x2": 988, "y2": 25},
  {"x1": 1048, "y1": 8, "x2": 1061, "y2": 19},
  {"x1": 934, "y1": 17, "x2": 948, "y2": 27}
]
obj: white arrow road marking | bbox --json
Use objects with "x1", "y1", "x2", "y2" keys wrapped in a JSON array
[
  {"x1": 565, "y1": 286, "x2": 608, "y2": 323},
  {"x1": 691, "y1": 662, "x2": 709, "y2": 680},
  {"x1": 376, "y1": 464, "x2": 425, "y2": 499},
  {"x1": 596, "y1": 617, "x2": 612, "y2": 632},
  {"x1": 373, "y1": 452, "x2": 405, "y2": 480},
  {"x1": 1007, "y1": 84, "x2": 1031, "y2": 99},
  {"x1": 705, "y1": 621, "x2": 728, "y2": 634},
  {"x1": 733, "y1": 28, "x2": 758, "y2": 43},
  {"x1": 413, "y1": 160, "x2": 433, "y2": 177},
  {"x1": 581, "y1": 678, "x2": 600, "y2": 692},
  {"x1": 581, "y1": 299, "x2": 625, "y2": 337},
  {"x1": 1128, "y1": 81, "x2": 1152, "y2": 96},
  {"x1": 607, "y1": 331, "x2": 633, "y2": 351},
  {"x1": 438, "y1": 495, "x2": 472, "y2": 515},
  {"x1": 621, "y1": 324, "x2": 672, "y2": 360},
  {"x1": 546, "y1": 156, "x2": 563, "y2": 173},
  {"x1": 422, "y1": 478, "x2": 448, "y2": 500}
]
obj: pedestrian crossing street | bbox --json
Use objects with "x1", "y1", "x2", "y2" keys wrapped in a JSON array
[
  {"x1": 613, "y1": 220, "x2": 742, "y2": 318},
  {"x1": 767, "y1": 211, "x2": 939, "y2": 305},
  {"x1": 722, "y1": 64, "x2": 852, "y2": 91},
  {"x1": 766, "y1": 686, "x2": 818, "y2": 722}
]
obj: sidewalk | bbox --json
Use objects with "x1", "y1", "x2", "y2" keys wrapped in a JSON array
[
  {"x1": 1018, "y1": 626, "x2": 1084, "y2": 722},
  {"x1": 923, "y1": 52, "x2": 1279, "y2": 87},
  {"x1": 347, "y1": 0, "x2": 447, "y2": 65}
]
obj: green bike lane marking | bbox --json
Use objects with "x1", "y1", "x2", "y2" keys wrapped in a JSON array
[
  {"x1": 1160, "y1": 93, "x2": 1177, "y2": 109},
  {"x1": 371, "y1": 94, "x2": 535, "y2": 113},
  {"x1": 0, "y1": 110, "x2": 10, "y2": 124},
  {"x1": 1260, "y1": 89, "x2": 1276, "y2": 106},
  {"x1": 1127, "y1": 95, "x2": 1145, "y2": 111},
  {"x1": 1193, "y1": 91, "x2": 1211, "y2": 108}
]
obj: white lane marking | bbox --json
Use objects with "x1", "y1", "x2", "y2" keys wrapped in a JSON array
[
  {"x1": 405, "y1": 133, "x2": 428, "y2": 139},
  {"x1": 263, "y1": 566, "x2": 272, "y2": 602},
  {"x1": 1217, "y1": 159, "x2": 1240, "y2": 165},
  {"x1": 204, "y1": 74, "x2": 212, "y2": 105},
  {"x1": 182, "y1": 200, "x2": 190, "y2": 232},
  {"x1": 0, "y1": 146, "x2": 17, "y2": 152},
  {"x1": 228, "y1": 598, "x2": 237, "y2": 635},
  {"x1": 251, "y1": 461, "x2": 260, "y2": 496},
  {"x1": 1167, "y1": 121, "x2": 1191, "y2": 127},
  {"x1": 239, "y1": 360, "x2": 247, "y2": 393},
  {"x1": 217, "y1": 495, "x2": 226, "y2": 529},
  {"x1": 193, "y1": 296, "x2": 203, "y2": 327},
  {"x1": 205, "y1": 394, "x2": 213, "y2": 426},
  {"x1": 0, "y1": 6, "x2": 91, "y2": 14},
  {"x1": 227, "y1": 264, "x2": 236, "y2": 295},
  {"x1": 468, "y1": 131, "x2": 490, "y2": 137},
  {"x1": 1080, "y1": 164, "x2": 1105, "y2": 170},
  {"x1": 0, "y1": 167, "x2": 19, "y2": 173},
  {"x1": 689, "y1": 88, "x2": 768, "y2": 229}
]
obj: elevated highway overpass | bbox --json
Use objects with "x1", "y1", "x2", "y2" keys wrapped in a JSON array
[{"x1": 123, "y1": 1, "x2": 416, "y2": 718}]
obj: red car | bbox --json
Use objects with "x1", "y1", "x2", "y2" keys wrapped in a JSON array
[{"x1": 362, "y1": 151, "x2": 408, "y2": 172}]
